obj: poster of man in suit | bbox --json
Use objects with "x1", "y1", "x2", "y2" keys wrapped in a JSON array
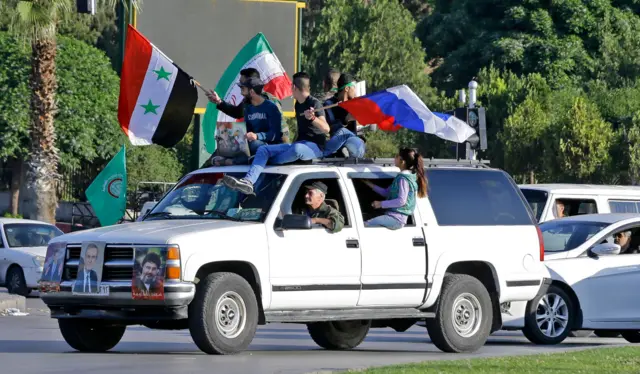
[
  {"x1": 72, "y1": 242, "x2": 107, "y2": 295},
  {"x1": 39, "y1": 241, "x2": 66, "y2": 293},
  {"x1": 132, "y1": 247, "x2": 166, "y2": 300}
]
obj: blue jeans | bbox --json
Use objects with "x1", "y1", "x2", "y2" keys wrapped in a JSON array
[
  {"x1": 364, "y1": 214, "x2": 404, "y2": 230},
  {"x1": 232, "y1": 140, "x2": 266, "y2": 164},
  {"x1": 245, "y1": 141, "x2": 322, "y2": 184},
  {"x1": 323, "y1": 128, "x2": 366, "y2": 157}
]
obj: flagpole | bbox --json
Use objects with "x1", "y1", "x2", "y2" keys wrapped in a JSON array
[
  {"x1": 193, "y1": 80, "x2": 209, "y2": 94},
  {"x1": 298, "y1": 102, "x2": 341, "y2": 116}
]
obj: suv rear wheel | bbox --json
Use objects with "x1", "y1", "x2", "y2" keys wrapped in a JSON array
[
  {"x1": 426, "y1": 274, "x2": 493, "y2": 353},
  {"x1": 58, "y1": 319, "x2": 126, "y2": 352},
  {"x1": 522, "y1": 284, "x2": 574, "y2": 345},
  {"x1": 188, "y1": 272, "x2": 258, "y2": 355},
  {"x1": 307, "y1": 320, "x2": 371, "y2": 350}
]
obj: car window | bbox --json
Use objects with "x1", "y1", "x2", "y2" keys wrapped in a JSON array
[
  {"x1": 553, "y1": 198, "x2": 597, "y2": 218},
  {"x1": 3, "y1": 223, "x2": 64, "y2": 248},
  {"x1": 520, "y1": 189, "x2": 548, "y2": 222},
  {"x1": 147, "y1": 172, "x2": 287, "y2": 223},
  {"x1": 609, "y1": 200, "x2": 640, "y2": 214},
  {"x1": 605, "y1": 227, "x2": 640, "y2": 255},
  {"x1": 540, "y1": 221, "x2": 609, "y2": 253},
  {"x1": 426, "y1": 169, "x2": 535, "y2": 226},
  {"x1": 285, "y1": 177, "x2": 350, "y2": 227},
  {"x1": 350, "y1": 177, "x2": 415, "y2": 227}
]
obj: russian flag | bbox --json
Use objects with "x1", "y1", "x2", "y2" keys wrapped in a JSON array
[{"x1": 338, "y1": 85, "x2": 476, "y2": 143}]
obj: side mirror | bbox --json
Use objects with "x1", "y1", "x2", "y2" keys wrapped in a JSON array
[
  {"x1": 590, "y1": 243, "x2": 621, "y2": 257},
  {"x1": 278, "y1": 214, "x2": 312, "y2": 230}
]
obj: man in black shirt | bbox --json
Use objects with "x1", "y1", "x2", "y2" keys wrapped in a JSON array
[
  {"x1": 222, "y1": 72, "x2": 330, "y2": 195},
  {"x1": 322, "y1": 73, "x2": 366, "y2": 158}
]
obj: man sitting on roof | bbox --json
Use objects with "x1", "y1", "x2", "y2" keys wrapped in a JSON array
[
  {"x1": 205, "y1": 68, "x2": 289, "y2": 166},
  {"x1": 222, "y1": 72, "x2": 330, "y2": 195},
  {"x1": 321, "y1": 73, "x2": 366, "y2": 158}
]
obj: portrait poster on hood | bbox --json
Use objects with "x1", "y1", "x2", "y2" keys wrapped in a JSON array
[
  {"x1": 72, "y1": 241, "x2": 108, "y2": 296},
  {"x1": 39, "y1": 241, "x2": 67, "y2": 293},
  {"x1": 132, "y1": 247, "x2": 166, "y2": 300}
]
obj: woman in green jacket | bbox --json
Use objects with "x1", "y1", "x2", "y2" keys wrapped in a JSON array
[{"x1": 363, "y1": 148, "x2": 428, "y2": 229}]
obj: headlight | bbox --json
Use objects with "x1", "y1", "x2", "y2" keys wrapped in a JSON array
[{"x1": 32, "y1": 255, "x2": 45, "y2": 268}]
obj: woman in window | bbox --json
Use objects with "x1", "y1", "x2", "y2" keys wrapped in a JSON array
[{"x1": 363, "y1": 148, "x2": 428, "y2": 229}]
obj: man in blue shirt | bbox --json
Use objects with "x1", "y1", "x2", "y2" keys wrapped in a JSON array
[
  {"x1": 222, "y1": 72, "x2": 330, "y2": 195},
  {"x1": 206, "y1": 76, "x2": 283, "y2": 165}
]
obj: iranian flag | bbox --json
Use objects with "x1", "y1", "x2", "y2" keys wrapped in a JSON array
[
  {"x1": 202, "y1": 33, "x2": 292, "y2": 153},
  {"x1": 118, "y1": 25, "x2": 197, "y2": 148}
]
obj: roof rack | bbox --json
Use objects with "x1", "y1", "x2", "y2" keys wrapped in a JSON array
[{"x1": 312, "y1": 157, "x2": 492, "y2": 168}]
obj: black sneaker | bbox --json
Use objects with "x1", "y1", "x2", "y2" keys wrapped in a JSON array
[{"x1": 222, "y1": 175, "x2": 254, "y2": 195}]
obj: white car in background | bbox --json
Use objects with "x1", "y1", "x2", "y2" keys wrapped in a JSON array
[
  {"x1": 0, "y1": 218, "x2": 64, "y2": 296},
  {"x1": 501, "y1": 213, "x2": 640, "y2": 344}
]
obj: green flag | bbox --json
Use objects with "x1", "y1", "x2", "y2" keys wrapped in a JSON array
[{"x1": 86, "y1": 145, "x2": 127, "y2": 226}]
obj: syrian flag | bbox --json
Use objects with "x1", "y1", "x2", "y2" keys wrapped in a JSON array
[
  {"x1": 118, "y1": 25, "x2": 197, "y2": 148},
  {"x1": 202, "y1": 33, "x2": 292, "y2": 153}
]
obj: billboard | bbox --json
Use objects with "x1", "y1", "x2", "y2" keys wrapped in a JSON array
[{"x1": 135, "y1": 0, "x2": 303, "y2": 115}]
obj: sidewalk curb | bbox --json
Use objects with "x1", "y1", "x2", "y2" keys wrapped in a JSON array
[{"x1": 0, "y1": 294, "x2": 26, "y2": 312}]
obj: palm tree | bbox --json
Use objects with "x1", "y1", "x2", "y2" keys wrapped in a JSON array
[{"x1": 10, "y1": 0, "x2": 139, "y2": 223}]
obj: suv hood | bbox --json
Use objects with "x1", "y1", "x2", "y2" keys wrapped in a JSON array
[{"x1": 50, "y1": 219, "x2": 258, "y2": 245}]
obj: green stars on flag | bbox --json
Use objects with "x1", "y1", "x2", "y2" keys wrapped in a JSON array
[
  {"x1": 140, "y1": 99, "x2": 161, "y2": 115},
  {"x1": 153, "y1": 66, "x2": 172, "y2": 81}
]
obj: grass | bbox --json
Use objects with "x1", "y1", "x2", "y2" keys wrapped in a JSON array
[{"x1": 349, "y1": 347, "x2": 640, "y2": 373}]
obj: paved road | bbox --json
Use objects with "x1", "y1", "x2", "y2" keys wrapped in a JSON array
[{"x1": 0, "y1": 289, "x2": 632, "y2": 374}]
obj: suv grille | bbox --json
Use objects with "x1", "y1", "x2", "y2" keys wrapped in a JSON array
[{"x1": 63, "y1": 244, "x2": 134, "y2": 282}]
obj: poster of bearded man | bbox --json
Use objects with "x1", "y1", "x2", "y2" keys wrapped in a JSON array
[{"x1": 132, "y1": 247, "x2": 167, "y2": 300}]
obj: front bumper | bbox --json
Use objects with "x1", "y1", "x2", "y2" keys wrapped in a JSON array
[{"x1": 41, "y1": 280, "x2": 195, "y2": 322}]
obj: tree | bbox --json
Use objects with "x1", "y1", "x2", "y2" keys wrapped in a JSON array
[
  {"x1": 126, "y1": 144, "x2": 183, "y2": 208},
  {"x1": 306, "y1": 0, "x2": 436, "y2": 104},
  {"x1": 627, "y1": 114, "x2": 640, "y2": 185},
  {"x1": 8, "y1": 0, "x2": 139, "y2": 223},
  {"x1": 0, "y1": 32, "x2": 125, "y2": 214},
  {"x1": 418, "y1": 0, "x2": 640, "y2": 92},
  {"x1": 500, "y1": 96, "x2": 550, "y2": 184},
  {"x1": 474, "y1": 66, "x2": 552, "y2": 170},
  {"x1": 0, "y1": 33, "x2": 29, "y2": 215},
  {"x1": 546, "y1": 96, "x2": 615, "y2": 183}
]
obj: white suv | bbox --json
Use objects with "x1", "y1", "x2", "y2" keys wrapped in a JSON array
[{"x1": 40, "y1": 159, "x2": 549, "y2": 355}]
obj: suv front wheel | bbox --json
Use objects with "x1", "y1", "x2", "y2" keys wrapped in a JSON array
[
  {"x1": 188, "y1": 272, "x2": 259, "y2": 355},
  {"x1": 426, "y1": 274, "x2": 493, "y2": 353}
]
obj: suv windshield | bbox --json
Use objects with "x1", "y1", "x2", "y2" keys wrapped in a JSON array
[
  {"x1": 540, "y1": 220, "x2": 609, "y2": 253},
  {"x1": 144, "y1": 172, "x2": 287, "y2": 223},
  {"x1": 521, "y1": 188, "x2": 548, "y2": 222}
]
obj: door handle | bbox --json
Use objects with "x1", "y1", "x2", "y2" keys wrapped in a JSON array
[
  {"x1": 346, "y1": 239, "x2": 359, "y2": 248},
  {"x1": 413, "y1": 237, "x2": 425, "y2": 247}
]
